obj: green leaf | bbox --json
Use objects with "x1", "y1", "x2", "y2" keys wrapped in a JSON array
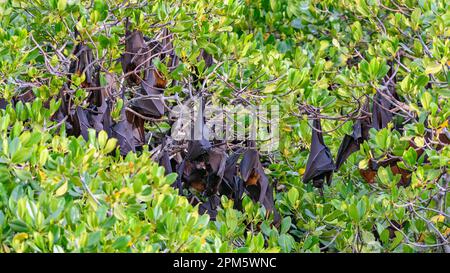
[
  {"x1": 57, "y1": 0, "x2": 67, "y2": 11},
  {"x1": 348, "y1": 203, "x2": 359, "y2": 222},
  {"x1": 55, "y1": 181, "x2": 68, "y2": 197},
  {"x1": 103, "y1": 138, "x2": 118, "y2": 154},
  {"x1": 424, "y1": 63, "x2": 442, "y2": 74},
  {"x1": 280, "y1": 217, "x2": 291, "y2": 234},
  {"x1": 98, "y1": 130, "x2": 108, "y2": 149},
  {"x1": 87, "y1": 231, "x2": 102, "y2": 247},
  {"x1": 165, "y1": 173, "x2": 178, "y2": 184},
  {"x1": 278, "y1": 234, "x2": 294, "y2": 252},
  {"x1": 9, "y1": 219, "x2": 29, "y2": 232},
  {"x1": 11, "y1": 148, "x2": 32, "y2": 164},
  {"x1": 356, "y1": 199, "x2": 367, "y2": 220},
  {"x1": 287, "y1": 188, "x2": 299, "y2": 205},
  {"x1": 421, "y1": 92, "x2": 432, "y2": 110},
  {"x1": 390, "y1": 231, "x2": 404, "y2": 250},
  {"x1": 112, "y1": 236, "x2": 131, "y2": 250},
  {"x1": 403, "y1": 147, "x2": 417, "y2": 166}
]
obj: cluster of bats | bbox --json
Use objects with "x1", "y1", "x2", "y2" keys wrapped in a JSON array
[
  {"x1": 303, "y1": 67, "x2": 449, "y2": 191},
  {"x1": 2, "y1": 21, "x2": 449, "y2": 228},
  {"x1": 15, "y1": 20, "x2": 279, "y2": 224}
]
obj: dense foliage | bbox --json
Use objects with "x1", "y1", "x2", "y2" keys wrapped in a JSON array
[{"x1": 0, "y1": 0, "x2": 449, "y2": 252}]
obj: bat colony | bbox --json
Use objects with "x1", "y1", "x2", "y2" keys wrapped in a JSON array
[{"x1": 2, "y1": 21, "x2": 449, "y2": 226}]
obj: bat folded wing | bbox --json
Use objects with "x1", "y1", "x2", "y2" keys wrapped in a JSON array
[
  {"x1": 335, "y1": 134, "x2": 360, "y2": 170},
  {"x1": 303, "y1": 148, "x2": 335, "y2": 181}
]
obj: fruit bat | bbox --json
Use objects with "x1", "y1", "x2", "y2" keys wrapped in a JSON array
[
  {"x1": 303, "y1": 118, "x2": 335, "y2": 188},
  {"x1": 72, "y1": 106, "x2": 91, "y2": 140},
  {"x1": 130, "y1": 69, "x2": 165, "y2": 118},
  {"x1": 261, "y1": 184, "x2": 281, "y2": 225},
  {"x1": 358, "y1": 159, "x2": 379, "y2": 184},
  {"x1": 240, "y1": 141, "x2": 268, "y2": 203},
  {"x1": 173, "y1": 99, "x2": 212, "y2": 193},
  {"x1": 186, "y1": 98, "x2": 211, "y2": 160},
  {"x1": 125, "y1": 110, "x2": 145, "y2": 150},
  {"x1": 372, "y1": 91, "x2": 394, "y2": 130},
  {"x1": 121, "y1": 19, "x2": 148, "y2": 85},
  {"x1": 160, "y1": 28, "x2": 179, "y2": 70},
  {"x1": 204, "y1": 146, "x2": 228, "y2": 195},
  {"x1": 207, "y1": 146, "x2": 227, "y2": 178},
  {"x1": 182, "y1": 160, "x2": 207, "y2": 192},
  {"x1": 88, "y1": 90, "x2": 112, "y2": 135},
  {"x1": 391, "y1": 165, "x2": 411, "y2": 187},
  {"x1": 111, "y1": 106, "x2": 136, "y2": 156},
  {"x1": 193, "y1": 49, "x2": 214, "y2": 90},
  {"x1": 335, "y1": 100, "x2": 371, "y2": 169},
  {"x1": 69, "y1": 42, "x2": 95, "y2": 88},
  {"x1": 239, "y1": 141, "x2": 279, "y2": 224}
]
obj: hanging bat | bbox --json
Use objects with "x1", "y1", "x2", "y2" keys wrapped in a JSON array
[
  {"x1": 192, "y1": 49, "x2": 214, "y2": 90},
  {"x1": 303, "y1": 118, "x2": 335, "y2": 189},
  {"x1": 335, "y1": 100, "x2": 371, "y2": 169},
  {"x1": 359, "y1": 159, "x2": 379, "y2": 184},
  {"x1": 372, "y1": 91, "x2": 394, "y2": 130},
  {"x1": 69, "y1": 42, "x2": 95, "y2": 88},
  {"x1": 240, "y1": 141, "x2": 268, "y2": 203},
  {"x1": 111, "y1": 106, "x2": 136, "y2": 156},
  {"x1": 204, "y1": 146, "x2": 228, "y2": 195},
  {"x1": 222, "y1": 149, "x2": 243, "y2": 186},
  {"x1": 160, "y1": 28, "x2": 179, "y2": 71},
  {"x1": 125, "y1": 110, "x2": 146, "y2": 151},
  {"x1": 261, "y1": 184, "x2": 281, "y2": 226},
  {"x1": 239, "y1": 141, "x2": 279, "y2": 224},
  {"x1": 71, "y1": 106, "x2": 91, "y2": 140},
  {"x1": 121, "y1": 19, "x2": 148, "y2": 85},
  {"x1": 130, "y1": 72, "x2": 165, "y2": 118},
  {"x1": 186, "y1": 98, "x2": 211, "y2": 160},
  {"x1": 372, "y1": 66, "x2": 402, "y2": 131}
]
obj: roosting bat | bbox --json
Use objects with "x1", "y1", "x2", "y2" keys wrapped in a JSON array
[
  {"x1": 240, "y1": 141, "x2": 268, "y2": 203},
  {"x1": 204, "y1": 146, "x2": 227, "y2": 195},
  {"x1": 372, "y1": 91, "x2": 394, "y2": 130},
  {"x1": 335, "y1": 100, "x2": 371, "y2": 169},
  {"x1": 69, "y1": 42, "x2": 95, "y2": 88},
  {"x1": 186, "y1": 98, "x2": 211, "y2": 160},
  {"x1": 239, "y1": 141, "x2": 280, "y2": 225},
  {"x1": 303, "y1": 118, "x2": 335, "y2": 189},
  {"x1": 121, "y1": 19, "x2": 148, "y2": 85},
  {"x1": 192, "y1": 49, "x2": 214, "y2": 90},
  {"x1": 130, "y1": 69, "x2": 165, "y2": 118},
  {"x1": 111, "y1": 106, "x2": 136, "y2": 156}
]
